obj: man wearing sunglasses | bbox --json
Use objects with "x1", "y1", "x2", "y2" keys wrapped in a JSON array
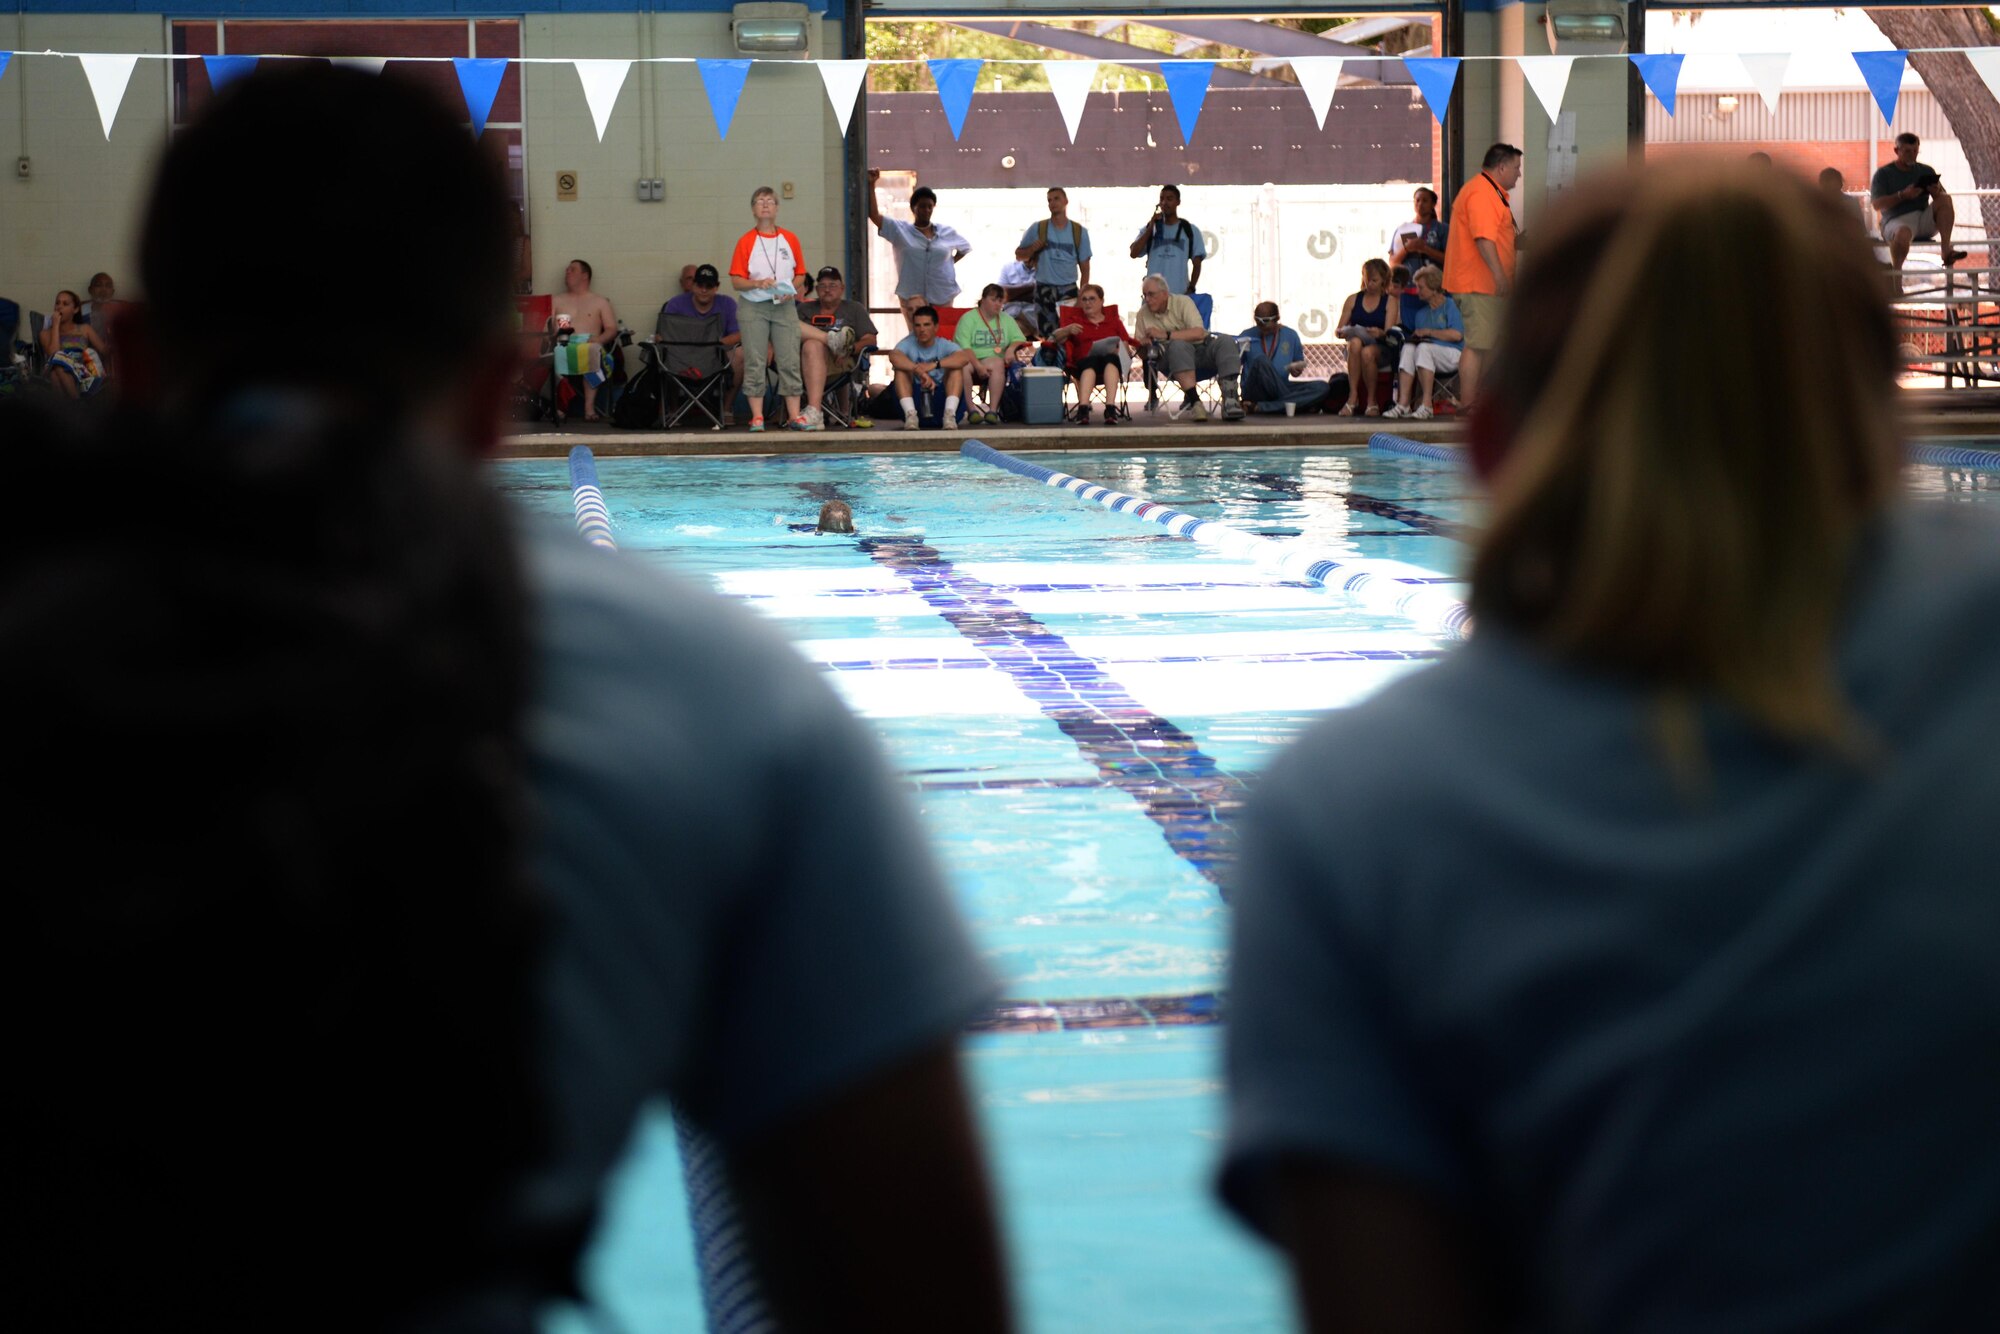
[{"x1": 1237, "y1": 303, "x2": 1328, "y2": 416}]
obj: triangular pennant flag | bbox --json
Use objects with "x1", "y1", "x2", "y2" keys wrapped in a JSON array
[
  {"x1": 817, "y1": 59, "x2": 868, "y2": 137},
  {"x1": 203, "y1": 54, "x2": 258, "y2": 94},
  {"x1": 331, "y1": 57, "x2": 388, "y2": 76},
  {"x1": 0, "y1": 54, "x2": 11, "y2": 87},
  {"x1": 1629, "y1": 52, "x2": 1685, "y2": 116},
  {"x1": 1969, "y1": 48, "x2": 2000, "y2": 105},
  {"x1": 1517, "y1": 56, "x2": 1576, "y2": 119},
  {"x1": 1290, "y1": 56, "x2": 1344, "y2": 131},
  {"x1": 1404, "y1": 57, "x2": 1461, "y2": 126},
  {"x1": 697, "y1": 58, "x2": 751, "y2": 140},
  {"x1": 572, "y1": 59, "x2": 630, "y2": 142},
  {"x1": 1738, "y1": 53, "x2": 1790, "y2": 117},
  {"x1": 1044, "y1": 60, "x2": 1097, "y2": 144},
  {"x1": 927, "y1": 58, "x2": 982, "y2": 140},
  {"x1": 1853, "y1": 50, "x2": 1907, "y2": 125},
  {"x1": 1160, "y1": 60, "x2": 1214, "y2": 143},
  {"x1": 78, "y1": 55, "x2": 139, "y2": 139},
  {"x1": 453, "y1": 57, "x2": 508, "y2": 137}
]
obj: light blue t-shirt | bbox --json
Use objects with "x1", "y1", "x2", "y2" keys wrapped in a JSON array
[
  {"x1": 1235, "y1": 325, "x2": 1303, "y2": 369},
  {"x1": 513, "y1": 517, "x2": 995, "y2": 1233},
  {"x1": 895, "y1": 334, "x2": 961, "y2": 366},
  {"x1": 1143, "y1": 217, "x2": 1207, "y2": 295},
  {"x1": 1407, "y1": 296, "x2": 1463, "y2": 340},
  {"x1": 1020, "y1": 220, "x2": 1091, "y2": 286},
  {"x1": 1223, "y1": 506, "x2": 2000, "y2": 1331}
]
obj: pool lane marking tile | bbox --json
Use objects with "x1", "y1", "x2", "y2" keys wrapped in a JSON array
[{"x1": 859, "y1": 535, "x2": 1249, "y2": 895}]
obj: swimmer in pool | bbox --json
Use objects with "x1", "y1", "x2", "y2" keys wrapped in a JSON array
[{"x1": 788, "y1": 499, "x2": 857, "y2": 534}]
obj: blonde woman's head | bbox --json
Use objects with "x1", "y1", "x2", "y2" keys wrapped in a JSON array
[
  {"x1": 1470, "y1": 162, "x2": 1898, "y2": 761},
  {"x1": 1361, "y1": 257, "x2": 1390, "y2": 290}
]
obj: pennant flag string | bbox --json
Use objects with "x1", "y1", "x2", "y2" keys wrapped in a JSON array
[
  {"x1": 202, "y1": 54, "x2": 257, "y2": 93},
  {"x1": 1404, "y1": 56, "x2": 1461, "y2": 126},
  {"x1": 928, "y1": 57, "x2": 982, "y2": 141},
  {"x1": 453, "y1": 57, "x2": 508, "y2": 137},
  {"x1": 1290, "y1": 56, "x2": 1345, "y2": 131},
  {"x1": 330, "y1": 56, "x2": 387, "y2": 76},
  {"x1": 816, "y1": 58, "x2": 868, "y2": 138},
  {"x1": 1852, "y1": 49, "x2": 1906, "y2": 124},
  {"x1": 696, "y1": 57, "x2": 750, "y2": 140},
  {"x1": 1044, "y1": 59, "x2": 1097, "y2": 145},
  {"x1": 1160, "y1": 60, "x2": 1215, "y2": 144},
  {"x1": 573, "y1": 59, "x2": 630, "y2": 142},
  {"x1": 77, "y1": 54, "x2": 138, "y2": 139},
  {"x1": 1630, "y1": 52, "x2": 1685, "y2": 116}
]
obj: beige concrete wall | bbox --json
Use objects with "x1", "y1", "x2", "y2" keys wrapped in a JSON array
[
  {"x1": 0, "y1": 13, "x2": 851, "y2": 333},
  {"x1": 521, "y1": 12, "x2": 848, "y2": 327},
  {"x1": 0, "y1": 16, "x2": 171, "y2": 316}
]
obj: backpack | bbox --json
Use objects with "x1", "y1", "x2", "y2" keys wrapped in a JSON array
[
  {"x1": 1028, "y1": 219, "x2": 1089, "y2": 272},
  {"x1": 1148, "y1": 218, "x2": 1196, "y2": 259},
  {"x1": 613, "y1": 361, "x2": 664, "y2": 428}
]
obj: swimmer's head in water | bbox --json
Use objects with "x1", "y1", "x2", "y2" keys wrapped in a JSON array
[{"x1": 817, "y1": 500, "x2": 854, "y2": 534}]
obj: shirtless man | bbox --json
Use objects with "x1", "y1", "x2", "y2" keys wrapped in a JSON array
[{"x1": 550, "y1": 258, "x2": 619, "y2": 423}]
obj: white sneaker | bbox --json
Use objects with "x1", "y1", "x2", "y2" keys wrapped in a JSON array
[
  {"x1": 902, "y1": 414, "x2": 921, "y2": 430},
  {"x1": 804, "y1": 405, "x2": 824, "y2": 431},
  {"x1": 1381, "y1": 403, "x2": 1410, "y2": 419},
  {"x1": 1411, "y1": 405, "x2": 1433, "y2": 420},
  {"x1": 827, "y1": 326, "x2": 856, "y2": 357},
  {"x1": 943, "y1": 414, "x2": 962, "y2": 431}
]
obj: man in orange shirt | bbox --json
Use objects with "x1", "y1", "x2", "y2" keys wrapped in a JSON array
[{"x1": 1442, "y1": 143, "x2": 1522, "y2": 408}]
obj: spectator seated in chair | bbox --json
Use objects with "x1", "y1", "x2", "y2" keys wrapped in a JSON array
[
  {"x1": 1238, "y1": 303, "x2": 1329, "y2": 416},
  {"x1": 661, "y1": 264, "x2": 744, "y2": 423},
  {"x1": 1334, "y1": 258, "x2": 1400, "y2": 416},
  {"x1": 887, "y1": 305, "x2": 973, "y2": 431},
  {"x1": 797, "y1": 266, "x2": 872, "y2": 430},
  {"x1": 549, "y1": 257, "x2": 620, "y2": 423},
  {"x1": 1049, "y1": 284, "x2": 1135, "y2": 425},
  {"x1": 38, "y1": 290, "x2": 110, "y2": 399},
  {"x1": 1132, "y1": 273, "x2": 1242, "y2": 421},
  {"x1": 1382, "y1": 266, "x2": 1464, "y2": 421},
  {"x1": 951, "y1": 284, "x2": 1032, "y2": 426}
]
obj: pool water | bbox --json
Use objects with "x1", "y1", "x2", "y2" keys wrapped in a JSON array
[{"x1": 498, "y1": 444, "x2": 1994, "y2": 1333}]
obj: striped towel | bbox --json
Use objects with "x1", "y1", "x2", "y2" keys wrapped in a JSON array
[{"x1": 552, "y1": 338, "x2": 605, "y2": 385}]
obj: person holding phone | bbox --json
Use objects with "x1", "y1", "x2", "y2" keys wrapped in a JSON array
[{"x1": 1130, "y1": 185, "x2": 1205, "y2": 296}]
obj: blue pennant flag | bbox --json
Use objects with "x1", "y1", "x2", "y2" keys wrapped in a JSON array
[
  {"x1": 697, "y1": 58, "x2": 751, "y2": 140},
  {"x1": 1160, "y1": 60, "x2": 1215, "y2": 144},
  {"x1": 453, "y1": 57, "x2": 508, "y2": 137},
  {"x1": 1629, "y1": 52, "x2": 1685, "y2": 116},
  {"x1": 203, "y1": 54, "x2": 258, "y2": 94},
  {"x1": 0, "y1": 53, "x2": 13, "y2": 87},
  {"x1": 1853, "y1": 50, "x2": 1907, "y2": 124},
  {"x1": 1404, "y1": 57, "x2": 1461, "y2": 126},
  {"x1": 928, "y1": 58, "x2": 983, "y2": 140}
]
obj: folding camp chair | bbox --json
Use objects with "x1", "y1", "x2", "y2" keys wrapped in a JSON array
[{"x1": 647, "y1": 311, "x2": 730, "y2": 431}]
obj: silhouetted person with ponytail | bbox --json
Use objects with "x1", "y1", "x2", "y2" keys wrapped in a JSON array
[
  {"x1": 1222, "y1": 164, "x2": 1999, "y2": 1332},
  {"x1": 9, "y1": 66, "x2": 1009, "y2": 1334}
]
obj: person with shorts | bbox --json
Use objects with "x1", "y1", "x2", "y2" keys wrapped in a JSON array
[
  {"x1": 1870, "y1": 132, "x2": 1967, "y2": 272},
  {"x1": 797, "y1": 266, "x2": 871, "y2": 429},
  {"x1": 1441, "y1": 143, "x2": 1521, "y2": 409},
  {"x1": 1016, "y1": 188, "x2": 1092, "y2": 339},
  {"x1": 728, "y1": 185, "x2": 811, "y2": 432},
  {"x1": 951, "y1": 284, "x2": 1031, "y2": 425}
]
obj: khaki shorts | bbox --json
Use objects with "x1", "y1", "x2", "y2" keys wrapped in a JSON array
[{"x1": 1456, "y1": 292, "x2": 1506, "y2": 351}]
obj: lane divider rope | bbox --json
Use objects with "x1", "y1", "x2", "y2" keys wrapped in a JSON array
[
  {"x1": 567, "y1": 446, "x2": 618, "y2": 550},
  {"x1": 961, "y1": 440, "x2": 1470, "y2": 640}
]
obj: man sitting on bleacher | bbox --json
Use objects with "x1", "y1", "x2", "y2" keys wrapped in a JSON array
[
  {"x1": 1871, "y1": 132, "x2": 1967, "y2": 273},
  {"x1": 1132, "y1": 274, "x2": 1243, "y2": 421}
]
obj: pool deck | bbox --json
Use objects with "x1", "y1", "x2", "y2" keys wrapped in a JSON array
[{"x1": 495, "y1": 390, "x2": 2000, "y2": 459}]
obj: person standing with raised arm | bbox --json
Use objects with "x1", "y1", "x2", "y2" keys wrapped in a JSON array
[
  {"x1": 869, "y1": 170, "x2": 972, "y2": 322},
  {"x1": 1130, "y1": 185, "x2": 1206, "y2": 296}
]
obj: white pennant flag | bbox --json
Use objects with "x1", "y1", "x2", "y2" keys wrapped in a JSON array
[
  {"x1": 1044, "y1": 60, "x2": 1098, "y2": 144},
  {"x1": 78, "y1": 54, "x2": 138, "y2": 139},
  {"x1": 1967, "y1": 48, "x2": 2000, "y2": 105},
  {"x1": 1517, "y1": 56, "x2": 1576, "y2": 119},
  {"x1": 1738, "y1": 53, "x2": 1791, "y2": 116},
  {"x1": 817, "y1": 60, "x2": 869, "y2": 138},
  {"x1": 332, "y1": 57, "x2": 388, "y2": 76},
  {"x1": 1290, "y1": 56, "x2": 1345, "y2": 130},
  {"x1": 572, "y1": 60, "x2": 631, "y2": 142}
]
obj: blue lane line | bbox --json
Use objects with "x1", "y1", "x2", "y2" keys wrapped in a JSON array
[
  {"x1": 1908, "y1": 442, "x2": 2000, "y2": 472},
  {"x1": 860, "y1": 536, "x2": 1249, "y2": 894},
  {"x1": 823, "y1": 647, "x2": 1446, "y2": 673}
]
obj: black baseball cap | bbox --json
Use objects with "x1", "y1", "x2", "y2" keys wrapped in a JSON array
[
  {"x1": 692, "y1": 263, "x2": 720, "y2": 287},
  {"x1": 815, "y1": 265, "x2": 843, "y2": 282}
]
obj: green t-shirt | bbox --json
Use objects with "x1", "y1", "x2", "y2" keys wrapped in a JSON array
[
  {"x1": 952, "y1": 309, "x2": 1027, "y2": 360},
  {"x1": 1869, "y1": 161, "x2": 1940, "y2": 222}
]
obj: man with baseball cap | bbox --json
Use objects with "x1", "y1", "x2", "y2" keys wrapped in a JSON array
[
  {"x1": 799, "y1": 266, "x2": 876, "y2": 429},
  {"x1": 661, "y1": 263, "x2": 745, "y2": 420}
]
